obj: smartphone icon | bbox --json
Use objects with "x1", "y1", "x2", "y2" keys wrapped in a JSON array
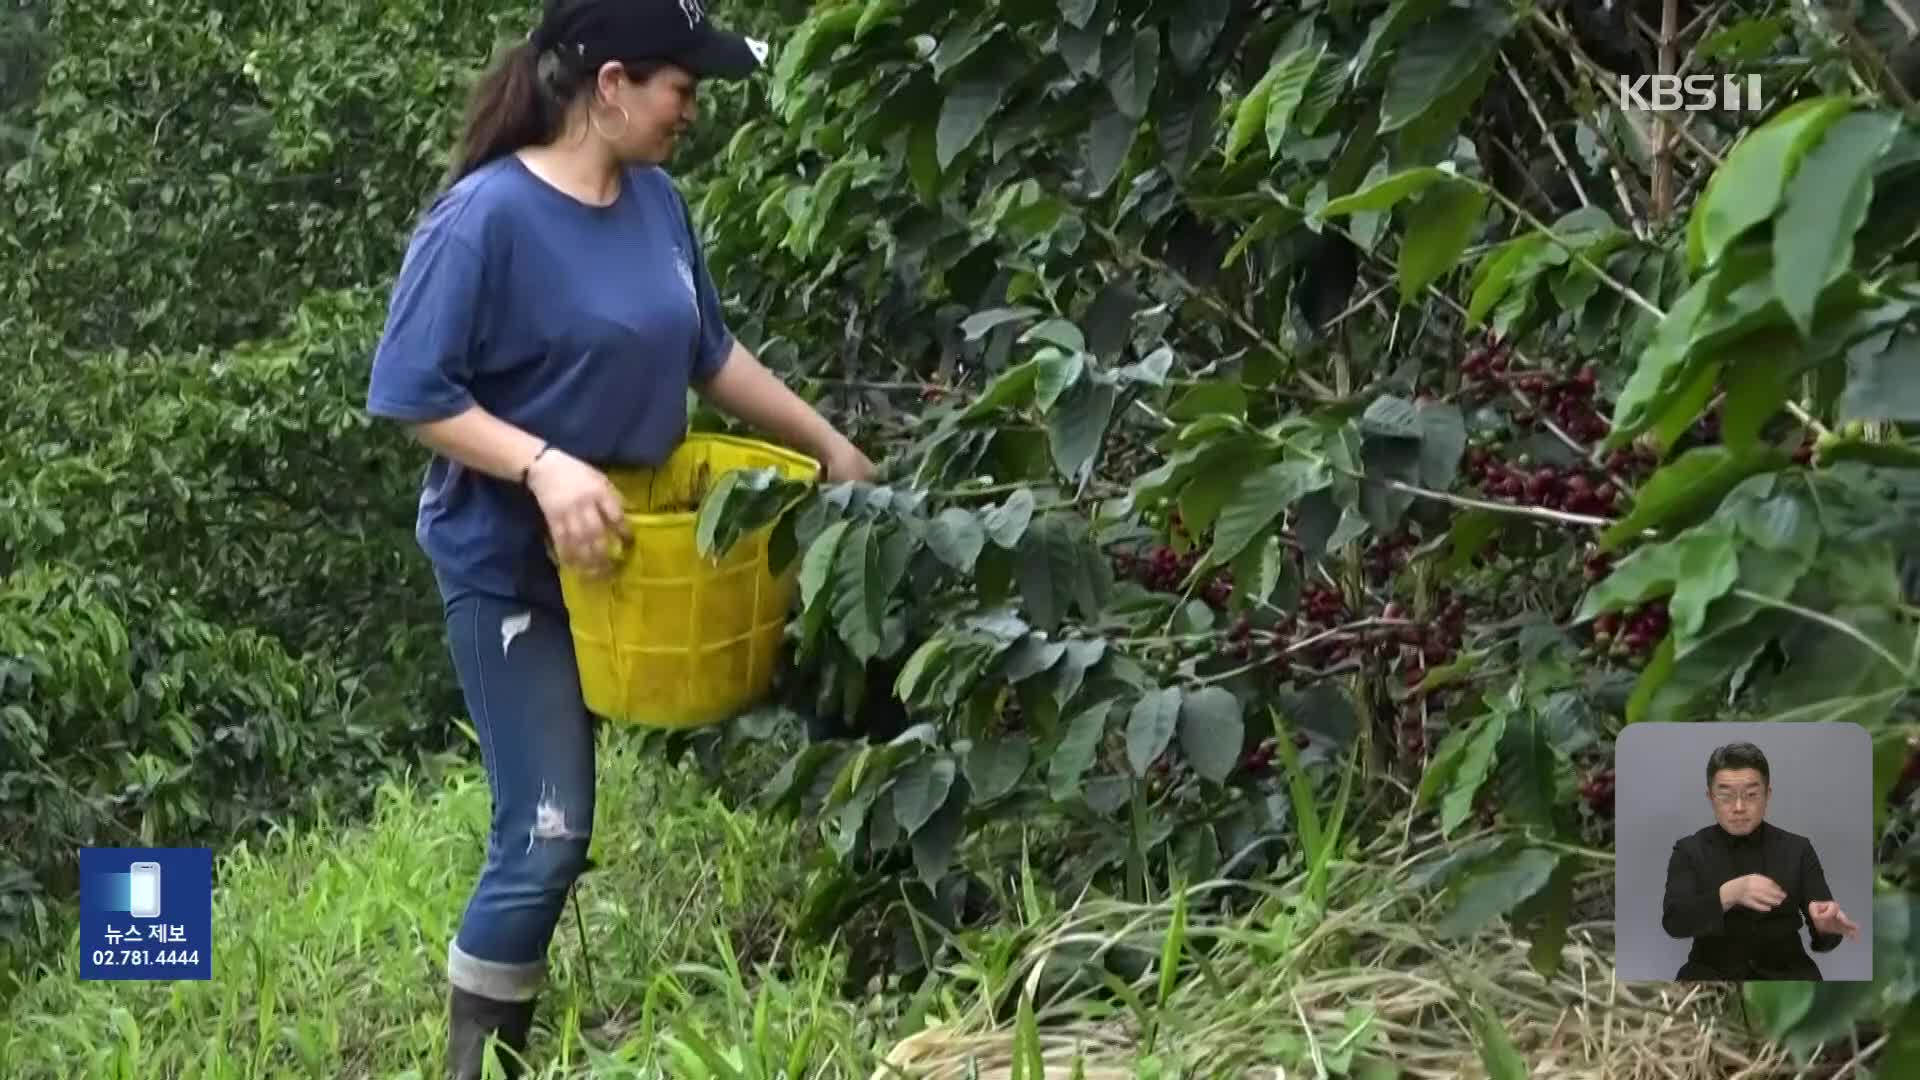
[{"x1": 129, "y1": 862, "x2": 162, "y2": 919}]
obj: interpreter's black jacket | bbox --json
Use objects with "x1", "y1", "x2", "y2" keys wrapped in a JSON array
[{"x1": 1661, "y1": 819, "x2": 1844, "y2": 980}]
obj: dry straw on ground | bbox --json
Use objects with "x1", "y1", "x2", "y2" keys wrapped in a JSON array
[
  {"x1": 871, "y1": 926, "x2": 1800, "y2": 1079},
  {"x1": 870, "y1": 824, "x2": 1815, "y2": 1079}
]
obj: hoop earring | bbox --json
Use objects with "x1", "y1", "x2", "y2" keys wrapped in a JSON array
[{"x1": 590, "y1": 104, "x2": 631, "y2": 143}]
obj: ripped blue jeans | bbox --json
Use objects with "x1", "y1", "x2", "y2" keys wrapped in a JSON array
[{"x1": 442, "y1": 591, "x2": 596, "y2": 1003}]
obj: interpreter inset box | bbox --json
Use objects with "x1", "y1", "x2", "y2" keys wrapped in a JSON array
[{"x1": 1613, "y1": 722, "x2": 1872, "y2": 982}]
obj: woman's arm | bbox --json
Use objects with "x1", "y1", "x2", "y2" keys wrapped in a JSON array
[
  {"x1": 695, "y1": 342, "x2": 876, "y2": 482},
  {"x1": 407, "y1": 405, "x2": 552, "y2": 484},
  {"x1": 407, "y1": 406, "x2": 631, "y2": 573}
]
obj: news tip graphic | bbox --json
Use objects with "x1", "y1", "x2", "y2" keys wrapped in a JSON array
[{"x1": 79, "y1": 847, "x2": 212, "y2": 981}]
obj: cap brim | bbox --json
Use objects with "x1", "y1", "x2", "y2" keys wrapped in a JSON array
[{"x1": 680, "y1": 28, "x2": 767, "y2": 80}]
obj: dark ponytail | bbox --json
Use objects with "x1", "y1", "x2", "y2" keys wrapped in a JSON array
[
  {"x1": 443, "y1": 40, "x2": 572, "y2": 190},
  {"x1": 439, "y1": 26, "x2": 672, "y2": 194}
]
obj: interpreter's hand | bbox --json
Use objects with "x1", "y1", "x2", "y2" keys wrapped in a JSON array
[
  {"x1": 1808, "y1": 900, "x2": 1861, "y2": 941},
  {"x1": 1721, "y1": 873, "x2": 1787, "y2": 913},
  {"x1": 822, "y1": 439, "x2": 877, "y2": 485},
  {"x1": 526, "y1": 448, "x2": 632, "y2": 578}
]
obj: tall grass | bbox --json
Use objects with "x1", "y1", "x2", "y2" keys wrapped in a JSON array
[
  {"x1": 0, "y1": 736, "x2": 889, "y2": 1078},
  {"x1": 2, "y1": 733, "x2": 1823, "y2": 1078}
]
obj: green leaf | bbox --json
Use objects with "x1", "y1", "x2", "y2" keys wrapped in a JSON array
[
  {"x1": 1417, "y1": 401, "x2": 1467, "y2": 488},
  {"x1": 1170, "y1": 0, "x2": 1231, "y2": 71},
  {"x1": 771, "y1": 7, "x2": 863, "y2": 112},
  {"x1": 962, "y1": 359, "x2": 1041, "y2": 420},
  {"x1": 1779, "y1": 982, "x2": 1881, "y2": 1058},
  {"x1": 1435, "y1": 846, "x2": 1560, "y2": 939},
  {"x1": 924, "y1": 508, "x2": 986, "y2": 573},
  {"x1": 966, "y1": 738, "x2": 1030, "y2": 802},
  {"x1": 1024, "y1": 319, "x2": 1087, "y2": 354},
  {"x1": 1360, "y1": 395, "x2": 1422, "y2": 439},
  {"x1": 961, "y1": 307, "x2": 1042, "y2": 341},
  {"x1": 800, "y1": 520, "x2": 852, "y2": 653},
  {"x1": 1059, "y1": 0, "x2": 1097, "y2": 29},
  {"x1": 1839, "y1": 329, "x2": 1920, "y2": 423},
  {"x1": 1669, "y1": 529, "x2": 1741, "y2": 643},
  {"x1": 1015, "y1": 513, "x2": 1107, "y2": 631},
  {"x1": 1731, "y1": 492, "x2": 1818, "y2": 559},
  {"x1": 1418, "y1": 708, "x2": 1506, "y2": 836},
  {"x1": 1058, "y1": 19, "x2": 1103, "y2": 78},
  {"x1": 1466, "y1": 233, "x2": 1553, "y2": 326},
  {"x1": 1698, "y1": 16, "x2": 1789, "y2": 60},
  {"x1": 1086, "y1": 102, "x2": 1137, "y2": 198},
  {"x1": 854, "y1": 0, "x2": 901, "y2": 41},
  {"x1": 1720, "y1": 334, "x2": 1795, "y2": 451},
  {"x1": 983, "y1": 489, "x2": 1037, "y2": 548},
  {"x1": 911, "y1": 782, "x2": 967, "y2": 889},
  {"x1": 1496, "y1": 710, "x2": 1563, "y2": 832},
  {"x1": 1178, "y1": 686, "x2": 1244, "y2": 784},
  {"x1": 937, "y1": 56, "x2": 1022, "y2": 169},
  {"x1": 1034, "y1": 347, "x2": 1086, "y2": 410},
  {"x1": 1000, "y1": 635, "x2": 1067, "y2": 683},
  {"x1": 1208, "y1": 459, "x2": 1331, "y2": 566},
  {"x1": 801, "y1": 520, "x2": 850, "y2": 608},
  {"x1": 1264, "y1": 44, "x2": 1325, "y2": 159},
  {"x1": 1126, "y1": 687, "x2": 1183, "y2": 775},
  {"x1": 1767, "y1": 605, "x2": 1913, "y2": 722},
  {"x1": 1398, "y1": 181, "x2": 1488, "y2": 302},
  {"x1": 1774, "y1": 111, "x2": 1901, "y2": 337},
  {"x1": 1606, "y1": 274, "x2": 1714, "y2": 440},
  {"x1": 1224, "y1": 67, "x2": 1276, "y2": 166},
  {"x1": 1316, "y1": 166, "x2": 1458, "y2": 218},
  {"x1": 1378, "y1": 7, "x2": 1509, "y2": 134},
  {"x1": 895, "y1": 636, "x2": 952, "y2": 705},
  {"x1": 931, "y1": 22, "x2": 994, "y2": 81},
  {"x1": 1156, "y1": 75, "x2": 1219, "y2": 181},
  {"x1": 893, "y1": 754, "x2": 957, "y2": 836},
  {"x1": 1599, "y1": 446, "x2": 1790, "y2": 550},
  {"x1": 1689, "y1": 96, "x2": 1853, "y2": 270},
  {"x1": 1467, "y1": 996, "x2": 1531, "y2": 1080},
  {"x1": 1049, "y1": 375, "x2": 1119, "y2": 484},
  {"x1": 1575, "y1": 543, "x2": 1683, "y2": 621},
  {"x1": 830, "y1": 521, "x2": 884, "y2": 660},
  {"x1": 1050, "y1": 700, "x2": 1110, "y2": 799},
  {"x1": 1744, "y1": 981, "x2": 1816, "y2": 1040},
  {"x1": 1105, "y1": 26, "x2": 1161, "y2": 119}
]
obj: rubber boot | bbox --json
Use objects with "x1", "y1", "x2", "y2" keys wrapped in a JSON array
[{"x1": 447, "y1": 985, "x2": 536, "y2": 1080}]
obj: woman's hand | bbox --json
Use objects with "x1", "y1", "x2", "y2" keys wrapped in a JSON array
[
  {"x1": 526, "y1": 448, "x2": 632, "y2": 577},
  {"x1": 821, "y1": 439, "x2": 877, "y2": 485}
]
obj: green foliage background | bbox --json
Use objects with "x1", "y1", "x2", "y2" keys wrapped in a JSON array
[{"x1": 3, "y1": 0, "x2": 1920, "y2": 1069}]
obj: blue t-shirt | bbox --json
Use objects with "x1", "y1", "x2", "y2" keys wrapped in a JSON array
[{"x1": 365, "y1": 154, "x2": 734, "y2": 610}]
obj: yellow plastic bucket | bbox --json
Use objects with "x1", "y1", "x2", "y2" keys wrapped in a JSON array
[{"x1": 555, "y1": 433, "x2": 820, "y2": 730}]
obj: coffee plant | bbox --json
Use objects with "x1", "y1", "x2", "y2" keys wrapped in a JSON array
[{"x1": 668, "y1": 0, "x2": 1920, "y2": 1054}]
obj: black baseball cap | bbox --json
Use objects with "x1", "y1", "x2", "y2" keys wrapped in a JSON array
[{"x1": 529, "y1": 0, "x2": 769, "y2": 80}]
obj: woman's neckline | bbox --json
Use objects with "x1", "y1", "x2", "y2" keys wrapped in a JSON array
[{"x1": 509, "y1": 151, "x2": 628, "y2": 212}]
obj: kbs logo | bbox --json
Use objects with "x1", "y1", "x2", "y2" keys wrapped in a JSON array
[{"x1": 1619, "y1": 74, "x2": 1766, "y2": 113}]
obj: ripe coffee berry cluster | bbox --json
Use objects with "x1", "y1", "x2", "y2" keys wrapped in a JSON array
[
  {"x1": 1458, "y1": 338, "x2": 1512, "y2": 385},
  {"x1": 1592, "y1": 602, "x2": 1669, "y2": 658},
  {"x1": 1581, "y1": 767, "x2": 1616, "y2": 814},
  {"x1": 1464, "y1": 448, "x2": 1621, "y2": 517},
  {"x1": 1115, "y1": 545, "x2": 1236, "y2": 607},
  {"x1": 1511, "y1": 366, "x2": 1610, "y2": 444},
  {"x1": 1363, "y1": 531, "x2": 1419, "y2": 586}
]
